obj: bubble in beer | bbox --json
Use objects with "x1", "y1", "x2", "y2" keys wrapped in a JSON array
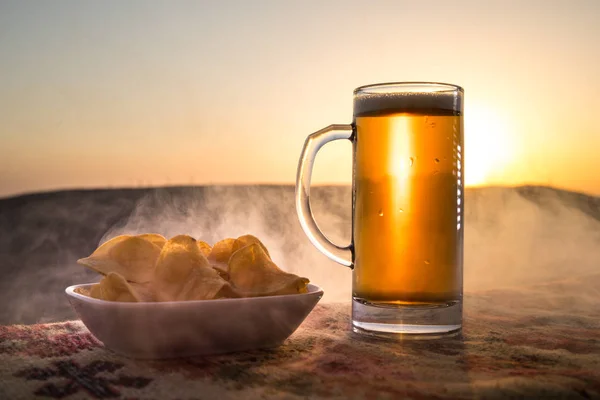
[
  {"x1": 409, "y1": 157, "x2": 414, "y2": 167},
  {"x1": 424, "y1": 260, "x2": 430, "y2": 265},
  {"x1": 434, "y1": 158, "x2": 440, "y2": 163},
  {"x1": 457, "y1": 223, "x2": 461, "y2": 231},
  {"x1": 378, "y1": 209, "x2": 384, "y2": 217},
  {"x1": 398, "y1": 208, "x2": 404, "y2": 213}
]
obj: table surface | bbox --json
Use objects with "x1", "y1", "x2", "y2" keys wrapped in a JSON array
[{"x1": 1, "y1": 273, "x2": 599, "y2": 400}]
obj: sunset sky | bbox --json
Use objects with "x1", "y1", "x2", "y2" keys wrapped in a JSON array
[{"x1": 1, "y1": 0, "x2": 599, "y2": 197}]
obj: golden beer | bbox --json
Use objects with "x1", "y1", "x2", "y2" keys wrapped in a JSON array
[{"x1": 352, "y1": 95, "x2": 463, "y2": 306}]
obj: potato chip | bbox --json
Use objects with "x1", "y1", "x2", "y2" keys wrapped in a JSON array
[
  {"x1": 197, "y1": 240, "x2": 212, "y2": 258},
  {"x1": 84, "y1": 235, "x2": 133, "y2": 258},
  {"x1": 89, "y1": 272, "x2": 142, "y2": 302},
  {"x1": 207, "y1": 238, "x2": 235, "y2": 277},
  {"x1": 137, "y1": 233, "x2": 167, "y2": 249},
  {"x1": 228, "y1": 243, "x2": 309, "y2": 297},
  {"x1": 153, "y1": 235, "x2": 230, "y2": 301},
  {"x1": 179, "y1": 268, "x2": 238, "y2": 301},
  {"x1": 77, "y1": 235, "x2": 162, "y2": 283},
  {"x1": 207, "y1": 238, "x2": 235, "y2": 264},
  {"x1": 73, "y1": 286, "x2": 91, "y2": 297},
  {"x1": 209, "y1": 235, "x2": 270, "y2": 278},
  {"x1": 154, "y1": 235, "x2": 208, "y2": 281},
  {"x1": 130, "y1": 282, "x2": 156, "y2": 302},
  {"x1": 231, "y1": 234, "x2": 271, "y2": 259}
]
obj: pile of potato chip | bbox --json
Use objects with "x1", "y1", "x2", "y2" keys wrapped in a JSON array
[{"x1": 75, "y1": 234, "x2": 310, "y2": 302}]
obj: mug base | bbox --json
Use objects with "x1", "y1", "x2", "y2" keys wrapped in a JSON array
[{"x1": 352, "y1": 297, "x2": 462, "y2": 337}]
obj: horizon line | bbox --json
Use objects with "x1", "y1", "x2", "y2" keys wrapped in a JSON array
[{"x1": 1, "y1": 182, "x2": 598, "y2": 201}]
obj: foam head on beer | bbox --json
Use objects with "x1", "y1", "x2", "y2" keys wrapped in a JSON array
[{"x1": 354, "y1": 85, "x2": 463, "y2": 116}]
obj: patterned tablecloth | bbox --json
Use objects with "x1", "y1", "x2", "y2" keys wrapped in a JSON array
[{"x1": 1, "y1": 274, "x2": 599, "y2": 400}]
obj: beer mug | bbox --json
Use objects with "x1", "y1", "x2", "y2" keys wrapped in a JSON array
[{"x1": 296, "y1": 82, "x2": 464, "y2": 336}]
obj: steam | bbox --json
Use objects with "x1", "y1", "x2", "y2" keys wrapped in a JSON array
[
  {"x1": 100, "y1": 184, "x2": 600, "y2": 298},
  {"x1": 1, "y1": 184, "x2": 600, "y2": 324},
  {"x1": 464, "y1": 186, "x2": 600, "y2": 291},
  {"x1": 0, "y1": 189, "x2": 142, "y2": 324},
  {"x1": 99, "y1": 185, "x2": 353, "y2": 302}
]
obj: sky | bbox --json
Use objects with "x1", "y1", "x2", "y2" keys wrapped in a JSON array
[{"x1": 1, "y1": 0, "x2": 599, "y2": 197}]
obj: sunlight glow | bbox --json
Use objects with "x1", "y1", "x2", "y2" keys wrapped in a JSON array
[{"x1": 464, "y1": 105, "x2": 514, "y2": 187}]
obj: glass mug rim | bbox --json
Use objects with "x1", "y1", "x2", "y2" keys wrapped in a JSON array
[{"x1": 354, "y1": 81, "x2": 464, "y2": 95}]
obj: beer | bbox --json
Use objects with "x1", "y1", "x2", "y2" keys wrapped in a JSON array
[{"x1": 352, "y1": 93, "x2": 463, "y2": 305}]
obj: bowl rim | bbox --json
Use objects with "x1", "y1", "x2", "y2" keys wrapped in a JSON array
[{"x1": 66, "y1": 282, "x2": 324, "y2": 307}]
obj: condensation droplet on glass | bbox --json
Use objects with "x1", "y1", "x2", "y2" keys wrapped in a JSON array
[
  {"x1": 378, "y1": 209, "x2": 384, "y2": 217},
  {"x1": 409, "y1": 157, "x2": 414, "y2": 167},
  {"x1": 434, "y1": 158, "x2": 440, "y2": 163},
  {"x1": 424, "y1": 260, "x2": 430, "y2": 265}
]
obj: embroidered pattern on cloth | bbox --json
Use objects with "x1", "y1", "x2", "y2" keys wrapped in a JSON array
[{"x1": 15, "y1": 360, "x2": 151, "y2": 399}]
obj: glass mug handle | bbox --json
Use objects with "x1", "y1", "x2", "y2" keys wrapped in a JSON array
[{"x1": 295, "y1": 124, "x2": 354, "y2": 268}]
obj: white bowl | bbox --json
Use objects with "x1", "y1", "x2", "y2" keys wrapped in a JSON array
[{"x1": 66, "y1": 283, "x2": 323, "y2": 359}]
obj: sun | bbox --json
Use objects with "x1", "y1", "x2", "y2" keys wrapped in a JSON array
[{"x1": 464, "y1": 104, "x2": 514, "y2": 187}]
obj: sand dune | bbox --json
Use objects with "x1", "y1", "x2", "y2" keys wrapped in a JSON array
[{"x1": 0, "y1": 185, "x2": 598, "y2": 324}]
